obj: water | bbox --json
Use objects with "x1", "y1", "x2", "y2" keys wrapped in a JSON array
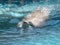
[{"x1": 0, "y1": 1, "x2": 60, "y2": 45}]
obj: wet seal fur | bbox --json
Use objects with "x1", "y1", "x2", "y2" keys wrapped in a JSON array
[{"x1": 17, "y1": 7, "x2": 51, "y2": 29}]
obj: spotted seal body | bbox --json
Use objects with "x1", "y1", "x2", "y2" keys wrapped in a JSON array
[{"x1": 17, "y1": 7, "x2": 51, "y2": 29}]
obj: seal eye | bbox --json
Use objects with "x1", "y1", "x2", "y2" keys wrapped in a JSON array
[
  {"x1": 29, "y1": 22, "x2": 34, "y2": 27},
  {"x1": 22, "y1": 22, "x2": 29, "y2": 29}
]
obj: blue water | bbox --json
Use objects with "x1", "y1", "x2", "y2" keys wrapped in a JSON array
[{"x1": 0, "y1": 1, "x2": 60, "y2": 45}]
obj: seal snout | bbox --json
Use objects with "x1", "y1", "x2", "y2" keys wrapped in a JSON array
[
  {"x1": 17, "y1": 21, "x2": 29, "y2": 29},
  {"x1": 17, "y1": 21, "x2": 34, "y2": 30}
]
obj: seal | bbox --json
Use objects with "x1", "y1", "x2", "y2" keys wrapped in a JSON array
[{"x1": 17, "y1": 7, "x2": 51, "y2": 29}]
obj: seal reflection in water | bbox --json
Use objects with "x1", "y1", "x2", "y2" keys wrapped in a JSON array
[{"x1": 17, "y1": 7, "x2": 51, "y2": 32}]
